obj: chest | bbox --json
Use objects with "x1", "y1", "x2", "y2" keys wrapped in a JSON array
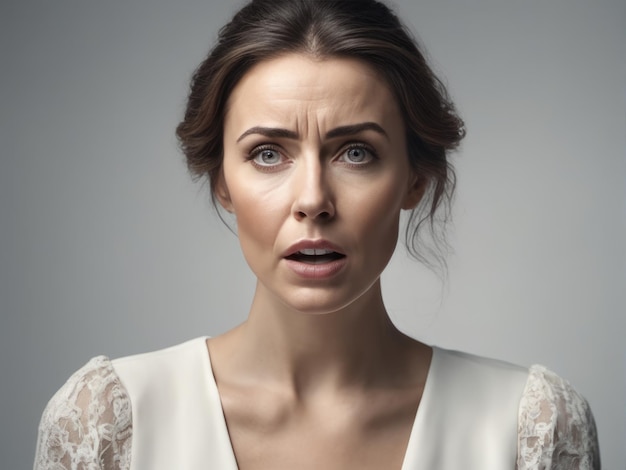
[
  {"x1": 113, "y1": 341, "x2": 527, "y2": 469},
  {"x1": 220, "y1": 387, "x2": 421, "y2": 470}
]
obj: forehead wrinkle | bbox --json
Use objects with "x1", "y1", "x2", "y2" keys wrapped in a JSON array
[{"x1": 225, "y1": 54, "x2": 402, "y2": 147}]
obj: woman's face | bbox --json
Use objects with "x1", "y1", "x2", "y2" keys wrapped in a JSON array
[{"x1": 219, "y1": 54, "x2": 422, "y2": 314}]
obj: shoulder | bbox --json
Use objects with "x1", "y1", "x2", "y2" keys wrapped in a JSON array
[
  {"x1": 34, "y1": 356, "x2": 132, "y2": 470},
  {"x1": 111, "y1": 336, "x2": 207, "y2": 368},
  {"x1": 428, "y1": 348, "x2": 530, "y2": 439},
  {"x1": 430, "y1": 348, "x2": 600, "y2": 468},
  {"x1": 34, "y1": 337, "x2": 208, "y2": 469},
  {"x1": 517, "y1": 365, "x2": 600, "y2": 469},
  {"x1": 110, "y1": 337, "x2": 209, "y2": 390},
  {"x1": 432, "y1": 347, "x2": 530, "y2": 389}
]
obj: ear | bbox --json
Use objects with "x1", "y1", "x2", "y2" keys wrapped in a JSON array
[
  {"x1": 214, "y1": 171, "x2": 234, "y2": 213},
  {"x1": 402, "y1": 174, "x2": 427, "y2": 210}
]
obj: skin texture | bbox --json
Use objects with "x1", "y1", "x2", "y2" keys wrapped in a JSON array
[{"x1": 208, "y1": 54, "x2": 432, "y2": 470}]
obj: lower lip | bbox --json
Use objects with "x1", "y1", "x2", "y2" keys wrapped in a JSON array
[{"x1": 283, "y1": 257, "x2": 347, "y2": 279}]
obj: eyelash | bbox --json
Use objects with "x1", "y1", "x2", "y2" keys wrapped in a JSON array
[
  {"x1": 246, "y1": 144, "x2": 286, "y2": 171},
  {"x1": 339, "y1": 143, "x2": 378, "y2": 167},
  {"x1": 245, "y1": 142, "x2": 378, "y2": 171}
]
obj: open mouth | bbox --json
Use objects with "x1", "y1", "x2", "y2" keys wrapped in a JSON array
[{"x1": 285, "y1": 248, "x2": 346, "y2": 265}]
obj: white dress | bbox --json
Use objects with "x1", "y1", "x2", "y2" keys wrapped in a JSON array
[{"x1": 33, "y1": 337, "x2": 600, "y2": 469}]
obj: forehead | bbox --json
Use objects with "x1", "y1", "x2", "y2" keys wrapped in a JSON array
[{"x1": 224, "y1": 53, "x2": 403, "y2": 134}]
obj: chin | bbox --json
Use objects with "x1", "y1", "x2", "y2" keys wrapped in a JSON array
[
  {"x1": 279, "y1": 295, "x2": 346, "y2": 315},
  {"x1": 276, "y1": 284, "x2": 378, "y2": 316}
]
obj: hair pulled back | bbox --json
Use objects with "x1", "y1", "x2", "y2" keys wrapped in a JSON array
[{"x1": 176, "y1": 0, "x2": 465, "y2": 268}]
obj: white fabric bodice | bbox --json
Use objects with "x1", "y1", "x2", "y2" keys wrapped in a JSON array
[
  {"x1": 34, "y1": 337, "x2": 600, "y2": 469},
  {"x1": 112, "y1": 338, "x2": 238, "y2": 469}
]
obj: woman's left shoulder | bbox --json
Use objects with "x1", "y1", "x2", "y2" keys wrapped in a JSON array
[{"x1": 517, "y1": 365, "x2": 601, "y2": 469}]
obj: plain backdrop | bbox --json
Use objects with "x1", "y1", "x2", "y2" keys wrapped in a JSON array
[{"x1": 1, "y1": 0, "x2": 624, "y2": 467}]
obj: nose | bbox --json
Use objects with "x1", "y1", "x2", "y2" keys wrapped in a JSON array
[{"x1": 291, "y1": 159, "x2": 335, "y2": 222}]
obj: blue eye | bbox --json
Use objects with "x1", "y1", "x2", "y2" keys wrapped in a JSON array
[
  {"x1": 250, "y1": 146, "x2": 283, "y2": 167},
  {"x1": 340, "y1": 145, "x2": 375, "y2": 165}
]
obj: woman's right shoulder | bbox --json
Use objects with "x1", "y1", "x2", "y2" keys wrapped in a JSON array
[
  {"x1": 34, "y1": 356, "x2": 132, "y2": 470},
  {"x1": 33, "y1": 338, "x2": 208, "y2": 469}
]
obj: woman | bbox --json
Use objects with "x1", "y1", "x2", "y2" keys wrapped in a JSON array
[{"x1": 34, "y1": 0, "x2": 600, "y2": 468}]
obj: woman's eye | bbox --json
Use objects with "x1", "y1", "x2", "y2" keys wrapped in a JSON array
[
  {"x1": 340, "y1": 145, "x2": 375, "y2": 165},
  {"x1": 250, "y1": 147, "x2": 283, "y2": 167}
]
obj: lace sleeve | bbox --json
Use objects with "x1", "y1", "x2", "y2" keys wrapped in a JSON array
[
  {"x1": 33, "y1": 356, "x2": 132, "y2": 470},
  {"x1": 516, "y1": 365, "x2": 600, "y2": 470}
]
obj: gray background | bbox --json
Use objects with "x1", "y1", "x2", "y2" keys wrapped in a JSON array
[{"x1": 2, "y1": 0, "x2": 624, "y2": 467}]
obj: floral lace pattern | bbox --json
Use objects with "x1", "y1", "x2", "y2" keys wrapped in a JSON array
[
  {"x1": 517, "y1": 365, "x2": 600, "y2": 469},
  {"x1": 34, "y1": 357, "x2": 132, "y2": 470},
  {"x1": 34, "y1": 358, "x2": 600, "y2": 469}
]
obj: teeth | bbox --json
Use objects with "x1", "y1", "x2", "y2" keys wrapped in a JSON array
[{"x1": 299, "y1": 248, "x2": 333, "y2": 256}]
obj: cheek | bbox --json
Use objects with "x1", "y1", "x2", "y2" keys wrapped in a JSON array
[
  {"x1": 227, "y1": 179, "x2": 286, "y2": 255},
  {"x1": 231, "y1": 202, "x2": 275, "y2": 276},
  {"x1": 344, "y1": 177, "x2": 406, "y2": 248}
]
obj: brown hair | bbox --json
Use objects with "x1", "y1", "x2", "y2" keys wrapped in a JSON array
[{"x1": 176, "y1": 0, "x2": 465, "y2": 269}]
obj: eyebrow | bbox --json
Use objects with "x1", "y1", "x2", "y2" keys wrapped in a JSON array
[
  {"x1": 325, "y1": 122, "x2": 388, "y2": 141},
  {"x1": 236, "y1": 122, "x2": 389, "y2": 143},
  {"x1": 236, "y1": 126, "x2": 298, "y2": 143}
]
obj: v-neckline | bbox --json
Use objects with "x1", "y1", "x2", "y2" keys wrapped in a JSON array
[{"x1": 199, "y1": 336, "x2": 439, "y2": 470}]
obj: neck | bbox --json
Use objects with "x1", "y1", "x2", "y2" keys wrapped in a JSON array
[{"x1": 212, "y1": 279, "x2": 417, "y2": 396}]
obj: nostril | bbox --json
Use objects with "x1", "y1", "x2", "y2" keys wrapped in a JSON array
[{"x1": 295, "y1": 209, "x2": 332, "y2": 221}]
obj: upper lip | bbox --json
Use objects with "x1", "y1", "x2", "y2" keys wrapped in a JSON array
[{"x1": 283, "y1": 239, "x2": 346, "y2": 258}]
